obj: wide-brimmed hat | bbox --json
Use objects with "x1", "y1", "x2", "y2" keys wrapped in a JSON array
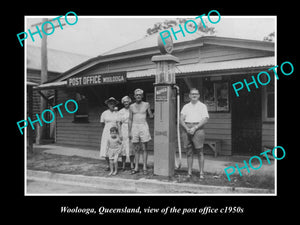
[{"x1": 105, "y1": 97, "x2": 119, "y2": 105}]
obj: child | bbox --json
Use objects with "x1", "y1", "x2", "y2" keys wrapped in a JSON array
[{"x1": 106, "y1": 126, "x2": 124, "y2": 176}]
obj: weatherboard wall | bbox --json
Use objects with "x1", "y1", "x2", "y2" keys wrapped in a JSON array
[{"x1": 53, "y1": 41, "x2": 274, "y2": 155}]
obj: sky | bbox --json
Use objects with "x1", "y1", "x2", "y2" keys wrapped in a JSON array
[{"x1": 25, "y1": 16, "x2": 276, "y2": 57}]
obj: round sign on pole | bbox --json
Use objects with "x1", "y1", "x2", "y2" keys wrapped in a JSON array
[{"x1": 157, "y1": 33, "x2": 173, "y2": 54}]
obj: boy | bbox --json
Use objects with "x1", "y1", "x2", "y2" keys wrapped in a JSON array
[{"x1": 106, "y1": 126, "x2": 124, "y2": 176}]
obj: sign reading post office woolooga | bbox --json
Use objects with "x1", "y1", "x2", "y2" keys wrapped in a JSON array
[{"x1": 67, "y1": 72, "x2": 126, "y2": 87}]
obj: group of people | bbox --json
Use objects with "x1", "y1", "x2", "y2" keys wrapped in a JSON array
[
  {"x1": 100, "y1": 88, "x2": 153, "y2": 176},
  {"x1": 99, "y1": 87, "x2": 209, "y2": 179}
]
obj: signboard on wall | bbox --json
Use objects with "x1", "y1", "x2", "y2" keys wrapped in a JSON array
[{"x1": 67, "y1": 72, "x2": 126, "y2": 87}]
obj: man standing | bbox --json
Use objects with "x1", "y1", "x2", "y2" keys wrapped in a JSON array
[
  {"x1": 128, "y1": 89, "x2": 154, "y2": 175},
  {"x1": 180, "y1": 88, "x2": 209, "y2": 179}
]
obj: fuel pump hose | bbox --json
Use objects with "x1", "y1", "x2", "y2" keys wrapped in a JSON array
[{"x1": 173, "y1": 85, "x2": 182, "y2": 169}]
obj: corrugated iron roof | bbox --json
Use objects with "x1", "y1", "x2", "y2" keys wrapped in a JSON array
[
  {"x1": 27, "y1": 45, "x2": 91, "y2": 73},
  {"x1": 101, "y1": 32, "x2": 204, "y2": 56},
  {"x1": 127, "y1": 56, "x2": 275, "y2": 78},
  {"x1": 101, "y1": 34, "x2": 274, "y2": 57}
]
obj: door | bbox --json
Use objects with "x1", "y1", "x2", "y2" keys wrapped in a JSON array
[{"x1": 231, "y1": 77, "x2": 262, "y2": 155}]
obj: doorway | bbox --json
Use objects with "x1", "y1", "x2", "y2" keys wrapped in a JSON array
[{"x1": 231, "y1": 77, "x2": 262, "y2": 155}]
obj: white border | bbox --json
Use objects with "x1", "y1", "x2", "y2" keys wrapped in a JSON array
[
  {"x1": 24, "y1": 15, "x2": 277, "y2": 196},
  {"x1": 24, "y1": 16, "x2": 28, "y2": 195}
]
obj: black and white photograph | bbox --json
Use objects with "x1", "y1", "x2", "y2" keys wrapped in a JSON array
[{"x1": 21, "y1": 15, "x2": 279, "y2": 196}]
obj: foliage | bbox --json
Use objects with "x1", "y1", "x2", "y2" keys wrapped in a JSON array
[
  {"x1": 263, "y1": 31, "x2": 275, "y2": 42},
  {"x1": 146, "y1": 18, "x2": 216, "y2": 36}
]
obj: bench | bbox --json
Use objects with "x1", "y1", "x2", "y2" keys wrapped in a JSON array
[{"x1": 205, "y1": 139, "x2": 222, "y2": 157}]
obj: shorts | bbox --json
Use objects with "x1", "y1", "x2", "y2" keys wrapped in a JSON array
[
  {"x1": 106, "y1": 147, "x2": 121, "y2": 161},
  {"x1": 182, "y1": 123, "x2": 205, "y2": 150},
  {"x1": 131, "y1": 123, "x2": 151, "y2": 143}
]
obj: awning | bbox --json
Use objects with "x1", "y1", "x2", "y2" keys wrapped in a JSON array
[
  {"x1": 127, "y1": 56, "x2": 275, "y2": 78},
  {"x1": 27, "y1": 81, "x2": 39, "y2": 86},
  {"x1": 33, "y1": 81, "x2": 67, "y2": 90},
  {"x1": 34, "y1": 56, "x2": 275, "y2": 90}
]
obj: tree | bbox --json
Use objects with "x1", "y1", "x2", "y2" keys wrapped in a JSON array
[
  {"x1": 146, "y1": 18, "x2": 216, "y2": 36},
  {"x1": 263, "y1": 31, "x2": 275, "y2": 42}
]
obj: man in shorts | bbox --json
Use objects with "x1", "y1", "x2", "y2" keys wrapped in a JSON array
[
  {"x1": 180, "y1": 88, "x2": 209, "y2": 179},
  {"x1": 128, "y1": 88, "x2": 154, "y2": 175}
]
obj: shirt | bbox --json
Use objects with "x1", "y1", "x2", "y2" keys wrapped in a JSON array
[
  {"x1": 106, "y1": 136, "x2": 123, "y2": 151},
  {"x1": 181, "y1": 101, "x2": 209, "y2": 123},
  {"x1": 106, "y1": 136, "x2": 124, "y2": 156}
]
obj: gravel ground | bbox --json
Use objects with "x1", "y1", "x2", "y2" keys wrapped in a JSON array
[{"x1": 27, "y1": 151, "x2": 275, "y2": 189}]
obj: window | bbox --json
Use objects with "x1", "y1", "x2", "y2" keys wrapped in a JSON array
[
  {"x1": 203, "y1": 80, "x2": 229, "y2": 112},
  {"x1": 263, "y1": 83, "x2": 274, "y2": 122},
  {"x1": 73, "y1": 93, "x2": 89, "y2": 123},
  {"x1": 203, "y1": 81, "x2": 215, "y2": 111}
]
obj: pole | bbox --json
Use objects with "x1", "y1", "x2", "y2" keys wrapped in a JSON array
[
  {"x1": 31, "y1": 18, "x2": 66, "y2": 145},
  {"x1": 28, "y1": 85, "x2": 34, "y2": 153},
  {"x1": 36, "y1": 18, "x2": 48, "y2": 144}
]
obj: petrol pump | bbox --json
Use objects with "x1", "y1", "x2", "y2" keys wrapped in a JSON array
[{"x1": 151, "y1": 34, "x2": 180, "y2": 176}]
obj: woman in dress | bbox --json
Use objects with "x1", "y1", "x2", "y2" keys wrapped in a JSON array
[
  {"x1": 100, "y1": 97, "x2": 120, "y2": 170},
  {"x1": 118, "y1": 96, "x2": 135, "y2": 171}
]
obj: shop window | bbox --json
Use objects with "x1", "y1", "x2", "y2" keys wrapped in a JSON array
[
  {"x1": 263, "y1": 83, "x2": 274, "y2": 122},
  {"x1": 73, "y1": 93, "x2": 89, "y2": 123},
  {"x1": 203, "y1": 80, "x2": 229, "y2": 112}
]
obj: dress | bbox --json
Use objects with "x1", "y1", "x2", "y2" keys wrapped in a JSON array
[
  {"x1": 99, "y1": 110, "x2": 119, "y2": 158},
  {"x1": 118, "y1": 108, "x2": 131, "y2": 159}
]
